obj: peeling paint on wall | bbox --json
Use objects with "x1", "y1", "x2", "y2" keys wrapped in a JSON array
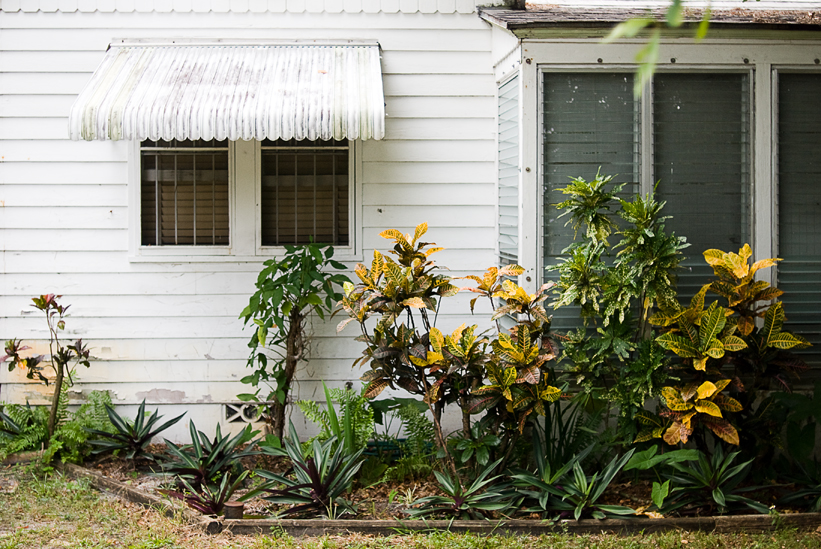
[{"x1": 135, "y1": 388, "x2": 186, "y2": 403}]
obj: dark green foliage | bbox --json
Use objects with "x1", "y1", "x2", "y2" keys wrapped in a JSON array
[
  {"x1": 0, "y1": 390, "x2": 114, "y2": 465},
  {"x1": 451, "y1": 423, "x2": 501, "y2": 468},
  {"x1": 0, "y1": 403, "x2": 49, "y2": 461},
  {"x1": 537, "y1": 392, "x2": 604, "y2": 473},
  {"x1": 241, "y1": 422, "x2": 364, "y2": 518},
  {"x1": 297, "y1": 382, "x2": 374, "y2": 456},
  {"x1": 162, "y1": 422, "x2": 258, "y2": 491},
  {"x1": 240, "y1": 244, "x2": 349, "y2": 440},
  {"x1": 549, "y1": 176, "x2": 686, "y2": 440},
  {"x1": 163, "y1": 469, "x2": 249, "y2": 516},
  {"x1": 45, "y1": 390, "x2": 114, "y2": 464},
  {"x1": 659, "y1": 446, "x2": 768, "y2": 515},
  {"x1": 86, "y1": 399, "x2": 185, "y2": 461},
  {"x1": 539, "y1": 450, "x2": 636, "y2": 521},
  {"x1": 511, "y1": 433, "x2": 592, "y2": 519},
  {"x1": 406, "y1": 459, "x2": 514, "y2": 520}
]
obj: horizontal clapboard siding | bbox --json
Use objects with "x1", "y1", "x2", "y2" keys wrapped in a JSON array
[
  {"x1": 0, "y1": 0, "x2": 479, "y2": 15},
  {"x1": 0, "y1": 8, "x2": 496, "y2": 439}
]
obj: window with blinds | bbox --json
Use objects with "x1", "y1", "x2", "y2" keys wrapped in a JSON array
[
  {"x1": 542, "y1": 72, "x2": 751, "y2": 328},
  {"x1": 778, "y1": 72, "x2": 821, "y2": 368},
  {"x1": 498, "y1": 75, "x2": 520, "y2": 267},
  {"x1": 653, "y1": 73, "x2": 751, "y2": 304},
  {"x1": 542, "y1": 72, "x2": 640, "y2": 332},
  {"x1": 140, "y1": 139, "x2": 230, "y2": 246},
  {"x1": 261, "y1": 139, "x2": 349, "y2": 247}
]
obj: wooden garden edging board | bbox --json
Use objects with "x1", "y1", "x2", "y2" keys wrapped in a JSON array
[{"x1": 60, "y1": 463, "x2": 821, "y2": 536}]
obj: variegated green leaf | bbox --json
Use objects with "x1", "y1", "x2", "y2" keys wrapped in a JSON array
[
  {"x1": 661, "y1": 387, "x2": 691, "y2": 411},
  {"x1": 721, "y1": 335, "x2": 747, "y2": 352},
  {"x1": 656, "y1": 333, "x2": 699, "y2": 358}
]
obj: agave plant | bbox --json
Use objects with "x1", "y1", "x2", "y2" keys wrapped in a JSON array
[
  {"x1": 162, "y1": 422, "x2": 258, "y2": 491},
  {"x1": 659, "y1": 445, "x2": 768, "y2": 515},
  {"x1": 510, "y1": 433, "x2": 592, "y2": 519},
  {"x1": 545, "y1": 449, "x2": 636, "y2": 521},
  {"x1": 162, "y1": 469, "x2": 249, "y2": 516},
  {"x1": 86, "y1": 399, "x2": 185, "y2": 461},
  {"x1": 406, "y1": 459, "x2": 515, "y2": 520},
  {"x1": 240, "y1": 422, "x2": 364, "y2": 518}
]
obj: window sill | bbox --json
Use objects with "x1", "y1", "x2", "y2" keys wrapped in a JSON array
[{"x1": 129, "y1": 247, "x2": 362, "y2": 264}]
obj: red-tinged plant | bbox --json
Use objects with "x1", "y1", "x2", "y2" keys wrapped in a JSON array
[{"x1": 2, "y1": 295, "x2": 90, "y2": 439}]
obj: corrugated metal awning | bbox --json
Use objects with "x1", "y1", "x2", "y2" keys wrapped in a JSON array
[{"x1": 69, "y1": 40, "x2": 385, "y2": 142}]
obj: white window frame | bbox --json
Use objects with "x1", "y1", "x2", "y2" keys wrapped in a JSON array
[
  {"x1": 127, "y1": 139, "x2": 362, "y2": 263},
  {"x1": 515, "y1": 38, "x2": 821, "y2": 293}
]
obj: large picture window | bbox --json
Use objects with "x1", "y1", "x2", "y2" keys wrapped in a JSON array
[
  {"x1": 541, "y1": 71, "x2": 751, "y2": 332},
  {"x1": 778, "y1": 72, "x2": 821, "y2": 367}
]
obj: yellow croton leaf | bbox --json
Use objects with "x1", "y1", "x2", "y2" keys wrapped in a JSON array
[
  {"x1": 696, "y1": 381, "x2": 718, "y2": 400},
  {"x1": 379, "y1": 229, "x2": 403, "y2": 241},
  {"x1": 540, "y1": 385, "x2": 562, "y2": 402},
  {"x1": 693, "y1": 357, "x2": 708, "y2": 372},
  {"x1": 499, "y1": 264, "x2": 525, "y2": 277},
  {"x1": 450, "y1": 324, "x2": 466, "y2": 343},
  {"x1": 425, "y1": 247, "x2": 445, "y2": 257},
  {"x1": 413, "y1": 222, "x2": 428, "y2": 244},
  {"x1": 695, "y1": 400, "x2": 723, "y2": 418},
  {"x1": 750, "y1": 257, "x2": 781, "y2": 277},
  {"x1": 429, "y1": 327, "x2": 444, "y2": 353},
  {"x1": 703, "y1": 249, "x2": 725, "y2": 266},
  {"x1": 402, "y1": 297, "x2": 426, "y2": 309},
  {"x1": 713, "y1": 378, "x2": 732, "y2": 393}
]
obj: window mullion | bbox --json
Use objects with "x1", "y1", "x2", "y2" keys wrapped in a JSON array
[{"x1": 640, "y1": 78, "x2": 654, "y2": 195}]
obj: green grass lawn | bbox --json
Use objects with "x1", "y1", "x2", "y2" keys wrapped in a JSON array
[{"x1": 1, "y1": 466, "x2": 821, "y2": 549}]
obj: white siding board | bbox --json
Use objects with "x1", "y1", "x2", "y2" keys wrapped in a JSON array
[
  {"x1": 382, "y1": 74, "x2": 495, "y2": 96},
  {"x1": 385, "y1": 96, "x2": 495, "y2": 118},
  {"x1": 0, "y1": 73, "x2": 91, "y2": 94},
  {"x1": 1, "y1": 229, "x2": 128, "y2": 251},
  {"x1": 0, "y1": 162, "x2": 127, "y2": 184},
  {"x1": 360, "y1": 161, "x2": 495, "y2": 183},
  {"x1": 0, "y1": 28, "x2": 489, "y2": 52},
  {"x1": 0, "y1": 118, "x2": 77, "y2": 139},
  {"x1": 382, "y1": 118, "x2": 495, "y2": 139},
  {"x1": 362, "y1": 140, "x2": 495, "y2": 162},
  {"x1": 362, "y1": 205, "x2": 493, "y2": 228},
  {"x1": 363, "y1": 183, "x2": 494, "y2": 205},
  {"x1": 1, "y1": 247, "x2": 492, "y2": 273},
  {"x1": 0, "y1": 206, "x2": 128, "y2": 229},
  {"x1": 0, "y1": 139, "x2": 127, "y2": 161},
  {"x1": 0, "y1": 8, "x2": 496, "y2": 440},
  {"x1": 3, "y1": 272, "x2": 259, "y2": 296},
  {"x1": 0, "y1": 95, "x2": 77, "y2": 117},
  {"x1": 0, "y1": 184, "x2": 126, "y2": 206},
  {"x1": 0, "y1": 12, "x2": 486, "y2": 30}
]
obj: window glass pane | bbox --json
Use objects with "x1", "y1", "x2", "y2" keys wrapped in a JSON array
[
  {"x1": 653, "y1": 73, "x2": 750, "y2": 303},
  {"x1": 140, "y1": 140, "x2": 229, "y2": 246},
  {"x1": 542, "y1": 72, "x2": 640, "y2": 331},
  {"x1": 261, "y1": 141, "x2": 349, "y2": 246},
  {"x1": 499, "y1": 75, "x2": 519, "y2": 267},
  {"x1": 778, "y1": 72, "x2": 821, "y2": 367}
]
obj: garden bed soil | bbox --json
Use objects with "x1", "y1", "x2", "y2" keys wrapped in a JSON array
[{"x1": 58, "y1": 455, "x2": 821, "y2": 536}]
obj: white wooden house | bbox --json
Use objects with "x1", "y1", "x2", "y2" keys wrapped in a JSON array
[{"x1": 1, "y1": 0, "x2": 820, "y2": 441}]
